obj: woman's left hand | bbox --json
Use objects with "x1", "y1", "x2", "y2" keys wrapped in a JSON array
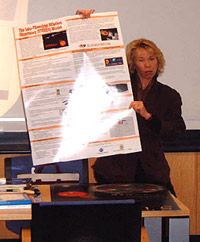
[
  {"x1": 129, "y1": 101, "x2": 152, "y2": 120},
  {"x1": 75, "y1": 9, "x2": 95, "y2": 18}
]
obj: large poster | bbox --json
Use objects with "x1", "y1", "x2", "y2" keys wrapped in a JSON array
[{"x1": 14, "y1": 12, "x2": 141, "y2": 165}]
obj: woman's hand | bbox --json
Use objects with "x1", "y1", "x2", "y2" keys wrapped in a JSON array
[
  {"x1": 75, "y1": 9, "x2": 95, "y2": 18},
  {"x1": 129, "y1": 101, "x2": 152, "y2": 120}
]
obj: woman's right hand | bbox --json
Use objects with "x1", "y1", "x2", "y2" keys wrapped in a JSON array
[
  {"x1": 129, "y1": 101, "x2": 152, "y2": 120},
  {"x1": 75, "y1": 9, "x2": 95, "y2": 18}
]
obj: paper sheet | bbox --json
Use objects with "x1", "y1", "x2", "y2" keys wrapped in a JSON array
[{"x1": 14, "y1": 12, "x2": 141, "y2": 165}]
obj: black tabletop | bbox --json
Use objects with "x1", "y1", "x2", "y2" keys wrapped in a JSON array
[{"x1": 50, "y1": 183, "x2": 180, "y2": 211}]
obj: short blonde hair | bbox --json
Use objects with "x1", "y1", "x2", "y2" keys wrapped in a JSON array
[{"x1": 126, "y1": 38, "x2": 165, "y2": 76}]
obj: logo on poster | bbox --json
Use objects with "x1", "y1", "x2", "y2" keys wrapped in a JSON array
[{"x1": 99, "y1": 148, "x2": 104, "y2": 153}]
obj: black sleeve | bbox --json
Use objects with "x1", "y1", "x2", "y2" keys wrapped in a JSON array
[{"x1": 146, "y1": 91, "x2": 186, "y2": 141}]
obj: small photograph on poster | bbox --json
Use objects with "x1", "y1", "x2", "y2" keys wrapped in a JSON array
[
  {"x1": 110, "y1": 117, "x2": 135, "y2": 138},
  {"x1": 42, "y1": 30, "x2": 68, "y2": 50},
  {"x1": 105, "y1": 57, "x2": 123, "y2": 67},
  {"x1": 100, "y1": 28, "x2": 119, "y2": 41},
  {"x1": 108, "y1": 83, "x2": 128, "y2": 93}
]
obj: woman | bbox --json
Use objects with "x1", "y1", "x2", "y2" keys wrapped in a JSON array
[{"x1": 77, "y1": 10, "x2": 186, "y2": 195}]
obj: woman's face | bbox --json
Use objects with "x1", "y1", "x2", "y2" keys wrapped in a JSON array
[{"x1": 134, "y1": 47, "x2": 158, "y2": 81}]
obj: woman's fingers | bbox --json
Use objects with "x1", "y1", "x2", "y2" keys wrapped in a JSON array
[{"x1": 76, "y1": 9, "x2": 95, "y2": 18}]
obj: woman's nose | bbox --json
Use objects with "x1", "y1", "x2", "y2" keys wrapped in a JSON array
[{"x1": 145, "y1": 61, "x2": 150, "y2": 67}]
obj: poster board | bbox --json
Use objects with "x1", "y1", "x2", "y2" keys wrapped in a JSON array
[{"x1": 14, "y1": 12, "x2": 141, "y2": 165}]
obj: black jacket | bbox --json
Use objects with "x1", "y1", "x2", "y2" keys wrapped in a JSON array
[{"x1": 92, "y1": 75, "x2": 186, "y2": 184}]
